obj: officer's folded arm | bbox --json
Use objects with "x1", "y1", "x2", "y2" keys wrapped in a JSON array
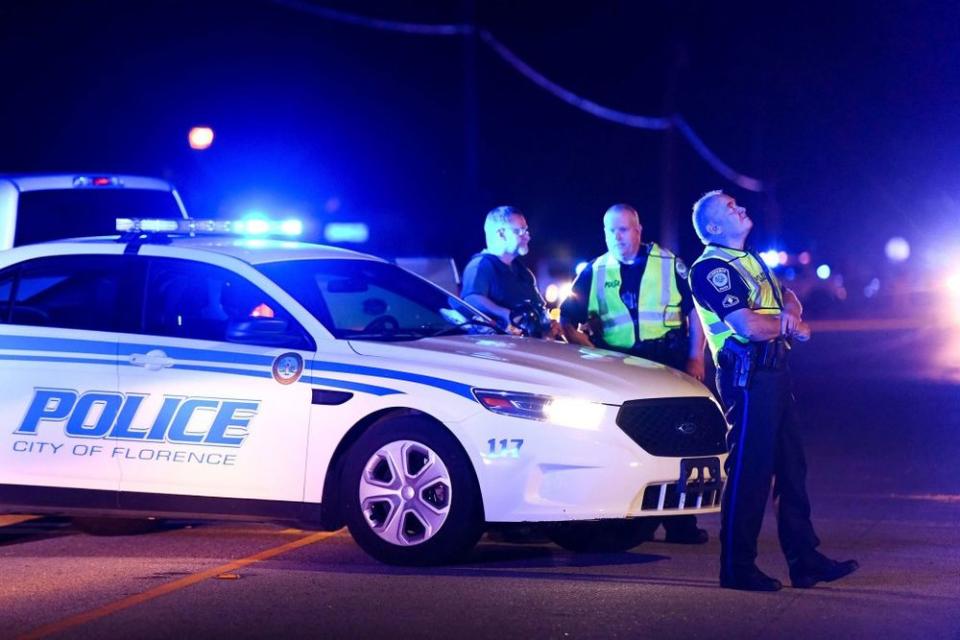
[{"x1": 725, "y1": 308, "x2": 811, "y2": 343}]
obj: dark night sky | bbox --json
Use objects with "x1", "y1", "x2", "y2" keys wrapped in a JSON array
[{"x1": 2, "y1": 1, "x2": 958, "y2": 280}]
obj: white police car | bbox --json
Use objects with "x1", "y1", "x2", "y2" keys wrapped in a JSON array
[{"x1": 0, "y1": 220, "x2": 727, "y2": 565}]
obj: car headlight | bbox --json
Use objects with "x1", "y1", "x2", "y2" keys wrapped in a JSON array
[{"x1": 473, "y1": 389, "x2": 607, "y2": 429}]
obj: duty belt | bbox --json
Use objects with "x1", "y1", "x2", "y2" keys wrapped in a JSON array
[
  {"x1": 718, "y1": 337, "x2": 790, "y2": 388},
  {"x1": 720, "y1": 338, "x2": 789, "y2": 369}
]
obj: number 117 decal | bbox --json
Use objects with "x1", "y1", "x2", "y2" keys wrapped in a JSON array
[{"x1": 485, "y1": 438, "x2": 524, "y2": 459}]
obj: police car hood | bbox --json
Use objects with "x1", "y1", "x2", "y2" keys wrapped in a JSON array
[{"x1": 347, "y1": 335, "x2": 708, "y2": 405}]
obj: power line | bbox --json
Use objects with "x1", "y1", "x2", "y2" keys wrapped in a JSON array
[{"x1": 271, "y1": 0, "x2": 765, "y2": 192}]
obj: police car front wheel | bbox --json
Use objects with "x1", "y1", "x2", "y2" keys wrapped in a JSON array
[{"x1": 340, "y1": 416, "x2": 483, "y2": 565}]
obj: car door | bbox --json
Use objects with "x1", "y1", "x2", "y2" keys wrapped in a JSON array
[
  {"x1": 0, "y1": 253, "x2": 129, "y2": 497},
  {"x1": 116, "y1": 255, "x2": 315, "y2": 506}
]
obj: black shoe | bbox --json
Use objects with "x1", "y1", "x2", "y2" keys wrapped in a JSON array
[
  {"x1": 663, "y1": 527, "x2": 709, "y2": 545},
  {"x1": 790, "y1": 552, "x2": 859, "y2": 589},
  {"x1": 720, "y1": 566, "x2": 783, "y2": 592}
]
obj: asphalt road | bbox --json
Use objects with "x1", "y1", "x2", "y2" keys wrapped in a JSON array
[{"x1": 1, "y1": 326, "x2": 958, "y2": 639}]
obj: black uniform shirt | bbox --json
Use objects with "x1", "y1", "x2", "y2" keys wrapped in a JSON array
[
  {"x1": 560, "y1": 245, "x2": 694, "y2": 335},
  {"x1": 461, "y1": 253, "x2": 543, "y2": 326},
  {"x1": 688, "y1": 247, "x2": 765, "y2": 320}
]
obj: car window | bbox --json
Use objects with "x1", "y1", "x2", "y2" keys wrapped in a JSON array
[
  {"x1": 257, "y1": 259, "x2": 498, "y2": 341},
  {"x1": 4, "y1": 255, "x2": 129, "y2": 332},
  {"x1": 143, "y1": 258, "x2": 314, "y2": 350},
  {"x1": 0, "y1": 269, "x2": 14, "y2": 320},
  {"x1": 14, "y1": 190, "x2": 183, "y2": 246}
]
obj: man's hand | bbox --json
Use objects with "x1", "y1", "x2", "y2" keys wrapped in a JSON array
[
  {"x1": 546, "y1": 319, "x2": 563, "y2": 340},
  {"x1": 685, "y1": 356, "x2": 706, "y2": 381},
  {"x1": 780, "y1": 307, "x2": 802, "y2": 337},
  {"x1": 791, "y1": 321, "x2": 812, "y2": 342},
  {"x1": 561, "y1": 320, "x2": 595, "y2": 347}
]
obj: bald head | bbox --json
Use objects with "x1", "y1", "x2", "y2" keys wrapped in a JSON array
[{"x1": 603, "y1": 203, "x2": 642, "y2": 262}]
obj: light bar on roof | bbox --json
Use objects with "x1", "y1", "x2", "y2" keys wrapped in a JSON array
[
  {"x1": 116, "y1": 218, "x2": 303, "y2": 237},
  {"x1": 74, "y1": 176, "x2": 124, "y2": 188}
]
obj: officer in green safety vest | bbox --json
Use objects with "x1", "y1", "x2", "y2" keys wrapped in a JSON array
[
  {"x1": 560, "y1": 203, "x2": 708, "y2": 545},
  {"x1": 689, "y1": 189, "x2": 857, "y2": 592}
]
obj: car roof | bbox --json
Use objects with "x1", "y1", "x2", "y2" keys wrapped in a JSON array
[
  {"x1": 0, "y1": 174, "x2": 178, "y2": 192},
  {"x1": 37, "y1": 234, "x2": 385, "y2": 266}
]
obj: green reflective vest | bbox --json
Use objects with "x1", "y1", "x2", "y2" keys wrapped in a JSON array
[
  {"x1": 691, "y1": 245, "x2": 784, "y2": 363},
  {"x1": 586, "y1": 243, "x2": 683, "y2": 349}
]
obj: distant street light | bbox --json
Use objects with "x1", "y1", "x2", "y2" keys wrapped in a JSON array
[
  {"x1": 188, "y1": 126, "x2": 215, "y2": 150},
  {"x1": 885, "y1": 236, "x2": 910, "y2": 262}
]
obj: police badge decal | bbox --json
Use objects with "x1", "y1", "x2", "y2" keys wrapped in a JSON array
[
  {"x1": 272, "y1": 352, "x2": 304, "y2": 385},
  {"x1": 707, "y1": 267, "x2": 731, "y2": 292}
]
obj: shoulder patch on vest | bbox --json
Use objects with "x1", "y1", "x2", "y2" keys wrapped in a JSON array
[
  {"x1": 707, "y1": 267, "x2": 731, "y2": 292},
  {"x1": 675, "y1": 258, "x2": 689, "y2": 278},
  {"x1": 722, "y1": 294, "x2": 740, "y2": 308}
]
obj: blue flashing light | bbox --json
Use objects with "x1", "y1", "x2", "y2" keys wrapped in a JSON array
[
  {"x1": 324, "y1": 223, "x2": 369, "y2": 244},
  {"x1": 279, "y1": 219, "x2": 303, "y2": 236},
  {"x1": 759, "y1": 250, "x2": 780, "y2": 268},
  {"x1": 816, "y1": 264, "x2": 831, "y2": 280},
  {"x1": 575, "y1": 261, "x2": 589, "y2": 275},
  {"x1": 244, "y1": 218, "x2": 271, "y2": 235}
]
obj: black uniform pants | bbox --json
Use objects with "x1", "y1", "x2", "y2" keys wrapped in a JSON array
[{"x1": 715, "y1": 362, "x2": 820, "y2": 576}]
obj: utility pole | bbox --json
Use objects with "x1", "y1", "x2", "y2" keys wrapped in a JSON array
[
  {"x1": 462, "y1": 0, "x2": 479, "y2": 208},
  {"x1": 660, "y1": 38, "x2": 687, "y2": 251}
]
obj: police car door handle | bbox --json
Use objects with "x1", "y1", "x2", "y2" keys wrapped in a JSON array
[{"x1": 129, "y1": 349, "x2": 175, "y2": 371}]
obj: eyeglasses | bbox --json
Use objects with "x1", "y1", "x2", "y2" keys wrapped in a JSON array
[{"x1": 507, "y1": 226, "x2": 530, "y2": 236}]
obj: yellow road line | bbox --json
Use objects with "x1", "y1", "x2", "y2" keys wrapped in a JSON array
[
  {"x1": 0, "y1": 515, "x2": 41, "y2": 527},
  {"x1": 18, "y1": 528, "x2": 343, "y2": 640}
]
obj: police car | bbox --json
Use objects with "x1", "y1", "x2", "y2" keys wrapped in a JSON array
[{"x1": 0, "y1": 220, "x2": 727, "y2": 565}]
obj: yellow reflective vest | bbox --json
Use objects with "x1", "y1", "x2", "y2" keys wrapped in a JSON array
[
  {"x1": 691, "y1": 245, "x2": 784, "y2": 362},
  {"x1": 586, "y1": 243, "x2": 683, "y2": 349}
]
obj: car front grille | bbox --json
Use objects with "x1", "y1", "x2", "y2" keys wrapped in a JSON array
[
  {"x1": 641, "y1": 480, "x2": 724, "y2": 511},
  {"x1": 615, "y1": 397, "x2": 727, "y2": 457}
]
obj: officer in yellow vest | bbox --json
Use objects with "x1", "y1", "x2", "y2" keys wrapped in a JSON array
[
  {"x1": 561, "y1": 203, "x2": 708, "y2": 544},
  {"x1": 689, "y1": 189, "x2": 857, "y2": 592}
]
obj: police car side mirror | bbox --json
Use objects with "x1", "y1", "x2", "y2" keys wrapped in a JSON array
[{"x1": 226, "y1": 318, "x2": 293, "y2": 346}]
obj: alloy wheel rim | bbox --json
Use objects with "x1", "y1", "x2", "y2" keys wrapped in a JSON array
[{"x1": 359, "y1": 440, "x2": 452, "y2": 546}]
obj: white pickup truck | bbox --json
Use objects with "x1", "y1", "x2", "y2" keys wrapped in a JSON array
[{"x1": 0, "y1": 174, "x2": 188, "y2": 249}]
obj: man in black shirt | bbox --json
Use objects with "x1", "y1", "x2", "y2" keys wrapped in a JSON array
[
  {"x1": 461, "y1": 205, "x2": 557, "y2": 338},
  {"x1": 561, "y1": 203, "x2": 708, "y2": 545}
]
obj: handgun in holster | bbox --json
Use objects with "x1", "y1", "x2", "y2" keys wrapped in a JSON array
[{"x1": 721, "y1": 338, "x2": 756, "y2": 389}]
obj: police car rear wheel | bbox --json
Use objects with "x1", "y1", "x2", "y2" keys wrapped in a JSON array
[
  {"x1": 546, "y1": 519, "x2": 656, "y2": 553},
  {"x1": 341, "y1": 417, "x2": 482, "y2": 565}
]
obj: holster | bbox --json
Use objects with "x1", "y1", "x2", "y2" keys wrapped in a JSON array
[
  {"x1": 719, "y1": 338, "x2": 756, "y2": 388},
  {"x1": 719, "y1": 337, "x2": 790, "y2": 388}
]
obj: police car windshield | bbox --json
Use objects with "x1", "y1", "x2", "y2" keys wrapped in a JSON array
[{"x1": 256, "y1": 259, "x2": 500, "y2": 341}]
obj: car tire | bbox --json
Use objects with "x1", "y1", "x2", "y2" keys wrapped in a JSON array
[
  {"x1": 340, "y1": 415, "x2": 483, "y2": 566},
  {"x1": 72, "y1": 517, "x2": 160, "y2": 536},
  {"x1": 546, "y1": 518, "x2": 657, "y2": 553}
]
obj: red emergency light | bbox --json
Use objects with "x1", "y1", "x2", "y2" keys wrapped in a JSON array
[{"x1": 73, "y1": 176, "x2": 122, "y2": 188}]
